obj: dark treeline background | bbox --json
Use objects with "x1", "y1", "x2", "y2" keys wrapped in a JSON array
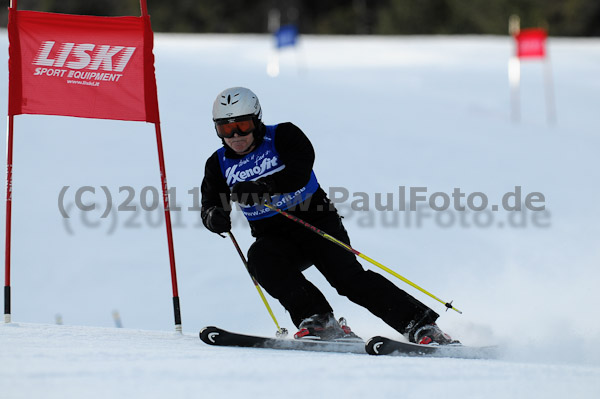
[{"x1": 2, "y1": 0, "x2": 599, "y2": 36}]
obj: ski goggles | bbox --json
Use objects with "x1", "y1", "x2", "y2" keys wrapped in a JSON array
[{"x1": 215, "y1": 116, "x2": 256, "y2": 139}]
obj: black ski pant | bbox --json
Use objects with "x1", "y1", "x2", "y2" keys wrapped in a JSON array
[{"x1": 247, "y1": 213, "x2": 438, "y2": 331}]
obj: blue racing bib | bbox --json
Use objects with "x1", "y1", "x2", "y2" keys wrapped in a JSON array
[{"x1": 217, "y1": 125, "x2": 319, "y2": 221}]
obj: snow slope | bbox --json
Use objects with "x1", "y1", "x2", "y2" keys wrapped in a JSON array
[
  {"x1": 2, "y1": 322, "x2": 599, "y2": 399},
  {"x1": 1, "y1": 32, "x2": 600, "y2": 398}
]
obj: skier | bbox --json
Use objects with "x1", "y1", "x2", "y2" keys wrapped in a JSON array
[{"x1": 201, "y1": 87, "x2": 458, "y2": 345}]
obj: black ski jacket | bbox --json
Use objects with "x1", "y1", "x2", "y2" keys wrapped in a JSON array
[{"x1": 201, "y1": 122, "x2": 338, "y2": 237}]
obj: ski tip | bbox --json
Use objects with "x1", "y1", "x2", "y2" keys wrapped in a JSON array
[
  {"x1": 200, "y1": 325, "x2": 219, "y2": 334},
  {"x1": 365, "y1": 336, "x2": 390, "y2": 356},
  {"x1": 199, "y1": 326, "x2": 221, "y2": 345}
]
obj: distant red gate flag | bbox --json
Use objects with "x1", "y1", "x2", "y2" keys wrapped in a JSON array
[
  {"x1": 8, "y1": 9, "x2": 160, "y2": 123},
  {"x1": 515, "y1": 28, "x2": 547, "y2": 59}
]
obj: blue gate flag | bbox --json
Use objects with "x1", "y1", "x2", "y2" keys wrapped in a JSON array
[{"x1": 275, "y1": 25, "x2": 298, "y2": 49}]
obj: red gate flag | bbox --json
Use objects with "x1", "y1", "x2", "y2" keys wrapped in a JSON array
[
  {"x1": 515, "y1": 28, "x2": 547, "y2": 59},
  {"x1": 8, "y1": 9, "x2": 160, "y2": 123}
]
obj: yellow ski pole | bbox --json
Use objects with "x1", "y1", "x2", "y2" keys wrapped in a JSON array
[
  {"x1": 227, "y1": 231, "x2": 288, "y2": 336},
  {"x1": 264, "y1": 204, "x2": 462, "y2": 314}
]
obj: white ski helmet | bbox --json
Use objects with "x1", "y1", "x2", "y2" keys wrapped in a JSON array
[{"x1": 212, "y1": 87, "x2": 262, "y2": 122}]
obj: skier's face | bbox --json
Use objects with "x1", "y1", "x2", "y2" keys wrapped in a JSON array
[{"x1": 224, "y1": 132, "x2": 255, "y2": 155}]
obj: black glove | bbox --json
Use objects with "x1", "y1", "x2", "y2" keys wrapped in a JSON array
[
  {"x1": 202, "y1": 206, "x2": 231, "y2": 234},
  {"x1": 231, "y1": 180, "x2": 271, "y2": 206}
]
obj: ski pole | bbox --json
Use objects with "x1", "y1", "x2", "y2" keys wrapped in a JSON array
[
  {"x1": 227, "y1": 231, "x2": 288, "y2": 336},
  {"x1": 263, "y1": 204, "x2": 462, "y2": 314}
]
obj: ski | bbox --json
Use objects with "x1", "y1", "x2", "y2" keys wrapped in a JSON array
[
  {"x1": 200, "y1": 326, "x2": 366, "y2": 354},
  {"x1": 365, "y1": 336, "x2": 498, "y2": 359}
]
